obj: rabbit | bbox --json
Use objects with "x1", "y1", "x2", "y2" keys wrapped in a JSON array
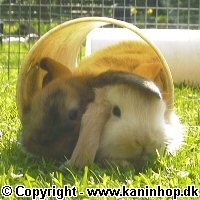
[
  {"x1": 66, "y1": 70, "x2": 183, "y2": 168},
  {"x1": 63, "y1": 41, "x2": 183, "y2": 168},
  {"x1": 21, "y1": 57, "x2": 95, "y2": 158}
]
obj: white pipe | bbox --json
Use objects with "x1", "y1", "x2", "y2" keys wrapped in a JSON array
[{"x1": 86, "y1": 28, "x2": 200, "y2": 86}]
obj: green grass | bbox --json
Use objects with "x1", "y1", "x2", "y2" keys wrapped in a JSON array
[{"x1": 0, "y1": 46, "x2": 200, "y2": 200}]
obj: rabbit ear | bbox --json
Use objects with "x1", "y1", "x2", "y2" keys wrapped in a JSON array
[
  {"x1": 40, "y1": 57, "x2": 72, "y2": 87},
  {"x1": 134, "y1": 63, "x2": 161, "y2": 80},
  {"x1": 92, "y1": 70, "x2": 162, "y2": 99},
  {"x1": 67, "y1": 100, "x2": 111, "y2": 168}
]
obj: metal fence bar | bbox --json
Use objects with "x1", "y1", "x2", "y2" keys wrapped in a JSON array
[
  {"x1": 7, "y1": 1, "x2": 11, "y2": 79},
  {"x1": 199, "y1": 0, "x2": 200, "y2": 29},
  {"x1": 188, "y1": 0, "x2": 191, "y2": 29},
  {"x1": 17, "y1": 0, "x2": 21, "y2": 74}
]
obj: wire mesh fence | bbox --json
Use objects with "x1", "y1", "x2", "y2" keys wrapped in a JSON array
[{"x1": 0, "y1": 0, "x2": 200, "y2": 77}]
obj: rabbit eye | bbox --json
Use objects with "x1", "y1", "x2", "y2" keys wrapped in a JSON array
[
  {"x1": 68, "y1": 109, "x2": 79, "y2": 120},
  {"x1": 112, "y1": 106, "x2": 121, "y2": 117}
]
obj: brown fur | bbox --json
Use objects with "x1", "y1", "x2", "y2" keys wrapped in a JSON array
[
  {"x1": 77, "y1": 41, "x2": 162, "y2": 81},
  {"x1": 21, "y1": 58, "x2": 94, "y2": 158}
]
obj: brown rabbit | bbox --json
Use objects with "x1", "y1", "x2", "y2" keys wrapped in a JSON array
[{"x1": 21, "y1": 58, "x2": 94, "y2": 158}]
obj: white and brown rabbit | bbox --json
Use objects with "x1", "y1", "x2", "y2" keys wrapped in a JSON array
[
  {"x1": 66, "y1": 41, "x2": 183, "y2": 168},
  {"x1": 66, "y1": 71, "x2": 183, "y2": 168}
]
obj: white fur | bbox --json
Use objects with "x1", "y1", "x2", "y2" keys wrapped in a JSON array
[{"x1": 95, "y1": 84, "x2": 183, "y2": 162}]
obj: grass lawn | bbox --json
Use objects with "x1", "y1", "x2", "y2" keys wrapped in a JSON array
[{"x1": 0, "y1": 43, "x2": 200, "y2": 200}]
